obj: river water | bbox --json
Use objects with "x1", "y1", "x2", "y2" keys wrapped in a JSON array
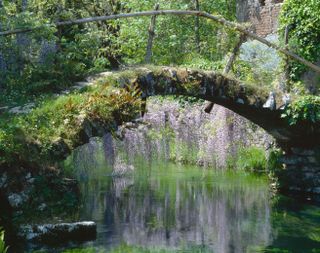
[
  {"x1": 26, "y1": 99, "x2": 320, "y2": 253},
  {"x1": 53, "y1": 134, "x2": 320, "y2": 253}
]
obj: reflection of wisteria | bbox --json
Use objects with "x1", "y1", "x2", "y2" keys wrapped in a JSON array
[
  {"x1": 69, "y1": 142, "x2": 272, "y2": 253},
  {"x1": 72, "y1": 138, "x2": 101, "y2": 180},
  {"x1": 101, "y1": 180, "x2": 272, "y2": 253},
  {"x1": 102, "y1": 133, "x2": 115, "y2": 168},
  {"x1": 67, "y1": 141, "x2": 272, "y2": 249},
  {"x1": 67, "y1": 138, "x2": 110, "y2": 222}
]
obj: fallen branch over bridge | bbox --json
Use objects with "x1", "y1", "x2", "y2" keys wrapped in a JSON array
[{"x1": 1, "y1": 10, "x2": 320, "y2": 74}]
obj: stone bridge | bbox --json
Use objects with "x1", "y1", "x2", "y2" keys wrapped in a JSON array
[
  {"x1": 128, "y1": 67, "x2": 319, "y2": 146},
  {"x1": 120, "y1": 67, "x2": 320, "y2": 194}
]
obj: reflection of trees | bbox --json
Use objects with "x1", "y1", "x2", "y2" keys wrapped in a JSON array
[
  {"x1": 70, "y1": 137, "x2": 114, "y2": 221},
  {"x1": 69, "y1": 136, "x2": 272, "y2": 252},
  {"x1": 98, "y1": 172, "x2": 272, "y2": 253}
]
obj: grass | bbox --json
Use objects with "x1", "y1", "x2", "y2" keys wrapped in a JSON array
[
  {"x1": 228, "y1": 147, "x2": 268, "y2": 174},
  {"x1": 0, "y1": 229, "x2": 8, "y2": 253}
]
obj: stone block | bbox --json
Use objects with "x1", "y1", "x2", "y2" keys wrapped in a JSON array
[
  {"x1": 279, "y1": 156, "x2": 305, "y2": 165},
  {"x1": 307, "y1": 156, "x2": 318, "y2": 164},
  {"x1": 19, "y1": 221, "x2": 97, "y2": 243},
  {"x1": 291, "y1": 148, "x2": 315, "y2": 156},
  {"x1": 313, "y1": 187, "x2": 320, "y2": 194}
]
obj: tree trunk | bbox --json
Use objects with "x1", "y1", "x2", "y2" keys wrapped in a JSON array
[
  {"x1": 284, "y1": 25, "x2": 290, "y2": 91},
  {"x1": 16, "y1": 0, "x2": 29, "y2": 73},
  {"x1": 223, "y1": 34, "x2": 246, "y2": 73},
  {"x1": 96, "y1": 22, "x2": 122, "y2": 70},
  {"x1": 145, "y1": 4, "x2": 160, "y2": 64},
  {"x1": 194, "y1": 0, "x2": 200, "y2": 53}
]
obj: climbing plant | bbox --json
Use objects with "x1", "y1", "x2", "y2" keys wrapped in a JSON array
[
  {"x1": 280, "y1": 0, "x2": 320, "y2": 82},
  {"x1": 281, "y1": 95, "x2": 320, "y2": 125}
]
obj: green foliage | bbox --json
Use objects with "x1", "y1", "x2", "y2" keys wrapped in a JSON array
[
  {"x1": 121, "y1": 0, "x2": 237, "y2": 66},
  {"x1": 232, "y1": 147, "x2": 268, "y2": 174},
  {"x1": 0, "y1": 0, "x2": 238, "y2": 99},
  {"x1": 234, "y1": 59, "x2": 278, "y2": 88},
  {"x1": 0, "y1": 0, "x2": 124, "y2": 95},
  {"x1": 232, "y1": 34, "x2": 282, "y2": 89},
  {"x1": 0, "y1": 229, "x2": 8, "y2": 253},
  {"x1": 280, "y1": 0, "x2": 320, "y2": 81},
  {"x1": 267, "y1": 148, "x2": 282, "y2": 174},
  {"x1": 281, "y1": 95, "x2": 320, "y2": 125},
  {"x1": 0, "y1": 74, "x2": 142, "y2": 166},
  {"x1": 174, "y1": 95, "x2": 204, "y2": 107}
]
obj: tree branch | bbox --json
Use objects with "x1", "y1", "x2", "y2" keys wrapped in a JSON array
[{"x1": 1, "y1": 10, "x2": 320, "y2": 73}]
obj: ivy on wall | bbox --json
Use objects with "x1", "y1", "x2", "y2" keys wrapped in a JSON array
[
  {"x1": 281, "y1": 95, "x2": 320, "y2": 125},
  {"x1": 280, "y1": 0, "x2": 320, "y2": 81}
]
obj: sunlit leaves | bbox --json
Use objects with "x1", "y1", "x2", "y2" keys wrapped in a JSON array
[
  {"x1": 280, "y1": 0, "x2": 320, "y2": 80},
  {"x1": 281, "y1": 95, "x2": 320, "y2": 125}
]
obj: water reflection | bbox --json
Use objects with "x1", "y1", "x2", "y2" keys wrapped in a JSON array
[
  {"x1": 105, "y1": 169, "x2": 271, "y2": 253},
  {"x1": 65, "y1": 137, "x2": 272, "y2": 253}
]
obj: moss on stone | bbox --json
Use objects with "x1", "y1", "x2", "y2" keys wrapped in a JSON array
[{"x1": 0, "y1": 73, "x2": 143, "y2": 168}]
